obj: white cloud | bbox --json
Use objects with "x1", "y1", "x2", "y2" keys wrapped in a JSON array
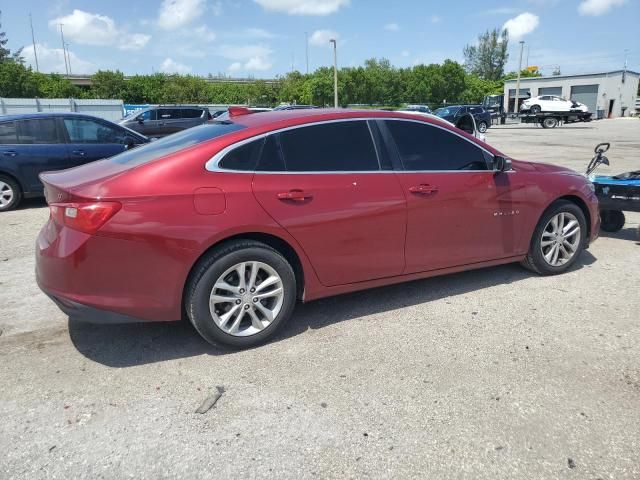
[
  {"x1": 157, "y1": 0, "x2": 206, "y2": 30},
  {"x1": 22, "y1": 42, "x2": 96, "y2": 74},
  {"x1": 578, "y1": 0, "x2": 626, "y2": 15},
  {"x1": 218, "y1": 44, "x2": 274, "y2": 73},
  {"x1": 384, "y1": 22, "x2": 399, "y2": 31},
  {"x1": 502, "y1": 12, "x2": 539, "y2": 40},
  {"x1": 49, "y1": 10, "x2": 150, "y2": 51},
  {"x1": 160, "y1": 57, "x2": 192, "y2": 74},
  {"x1": 308, "y1": 29, "x2": 339, "y2": 46},
  {"x1": 430, "y1": 15, "x2": 442, "y2": 24},
  {"x1": 194, "y1": 25, "x2": 217, "y2": 42},
  {"x1": 253, "y1": 0, "x2": 349, "y2": 15}
]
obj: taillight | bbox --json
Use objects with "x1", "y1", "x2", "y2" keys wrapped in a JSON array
[{"x1": 49, "y1": 202, "x2": 121, "y2": 234}]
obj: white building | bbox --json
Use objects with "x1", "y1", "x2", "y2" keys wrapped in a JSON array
[{"x1": 504, "y1": 70, "x2": 639, "y2": 118}]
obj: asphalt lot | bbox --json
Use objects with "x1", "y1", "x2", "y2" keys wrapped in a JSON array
[{"x1": 1, "y1": 118, "x2": 639, "y2": 479}]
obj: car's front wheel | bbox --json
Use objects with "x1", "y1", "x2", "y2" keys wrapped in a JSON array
[
  {"x1": 477, "y1": 121, "x2": 488, "y2": 133},
  {"x1": 521, "y1": 200, "x2": 587, "y2": 275},
  {"x1": 0, "y1": 175, "x2": 21, "y2": 212},
  {"x1": 185, "y1": 240, "x2": 297, "y2": 348}
]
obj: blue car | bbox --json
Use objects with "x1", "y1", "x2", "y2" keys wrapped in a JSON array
[{"x1": 0, "y1": 113, "x2": 147, "y2": 211}]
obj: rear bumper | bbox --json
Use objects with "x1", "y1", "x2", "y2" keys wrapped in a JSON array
[
  {"x1": 42, "y1": 288, "x2": 142, "y2": 324},
  {"x1": 35, "y1": 218, "x2": 192, "y2": 323}
]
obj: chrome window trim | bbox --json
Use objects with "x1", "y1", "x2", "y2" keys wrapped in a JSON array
[{"x1": 205, "y1": 116, "x2": 498, "y2": 174}]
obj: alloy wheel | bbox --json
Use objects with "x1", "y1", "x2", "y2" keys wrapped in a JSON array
[
  {"x1": 209, "y1": 261, "x2": 285, "y2": 337},
  {"x1": 0, "y1": 180, "x2": 14, "y2": 208},
  {"x1": 540, "y1": 212, "x2": 581, "y2": 267}
]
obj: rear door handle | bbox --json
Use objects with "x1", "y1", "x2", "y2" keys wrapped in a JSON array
[
  {"x1": 72, "y1": 150, "x2": 86, "y2": 157},
  {"x1": 3, "y1": 150, "x2": 17, "y2": 157},
  {"x1": 409, "y1": 184, "x2": 438, "y2": 194},
  {"x1": 277, "y1": 190, "x2": 313, "y2": 202}
]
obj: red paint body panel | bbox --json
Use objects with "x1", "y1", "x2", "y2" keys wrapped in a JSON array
[{"x1": 35, "y1": 109, "x2": 600, "y2": 323}]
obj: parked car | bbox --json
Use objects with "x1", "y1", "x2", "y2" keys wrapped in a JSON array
[
  {"x1": 395, "y1": 110, "x2": 486, "y2": 142},
  {"x1": 403, "y1": 104, "x2": 432, "y2": 114},
  {"x1": 36, "y1": 108, "x2": 599, "y2": 348},
  {"x1": 273, "y1": 104, "x2": 319, "y2": 111},
  {"x1": 520, "y1": 95, "x2": 589, "y2": 114},
  {"x1": 119, "y1": 105, "x2": 212, "y2": 137},
  {"x1": 0, "y1": 113, "x2": 147, "y2": 211},
  {"x1": 434, "y1": 105, "x2": 491, "y2": 133}
]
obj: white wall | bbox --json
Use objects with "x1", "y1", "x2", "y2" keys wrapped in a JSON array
[{"x1": 0, "y1": 98, "x2": 125, "y2": 122}]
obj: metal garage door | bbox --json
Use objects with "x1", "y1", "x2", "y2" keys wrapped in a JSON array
[
  {"x1": 538, "y1": 87, "x2": 563, "y2": 96},
  {"x1": 570, "y1": 84, "x2": 598, "y2": 113}
]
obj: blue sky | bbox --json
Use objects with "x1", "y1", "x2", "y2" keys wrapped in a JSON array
[{"x1": 2, "y1": 0, "x2": 638, "y2": 77}]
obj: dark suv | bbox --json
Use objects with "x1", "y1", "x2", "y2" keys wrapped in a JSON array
[
  {"x1": 0, "y1": 113, "x2": 147, "y2": 211},
  {"x1": 119, "y1": 106, "x2": 212, "y2": 137},
  {"x1": 434, "y1": 105, "x2": 491, "y2": 133}
]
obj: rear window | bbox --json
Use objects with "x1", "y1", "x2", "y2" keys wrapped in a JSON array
[{"x1": 108, "y1": 122, "x2": 246, "y2": 166}]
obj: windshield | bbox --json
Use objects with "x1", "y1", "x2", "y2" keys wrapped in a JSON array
[
  {"x1": 435, "y1": 107, "x2": 461, "y2": 117},
  {"x1": 121, "y1": 109, "x2": 149, "y2": 121},
  {"x1": 108, "y1": 122, "x2": 245, "y2": 166}
]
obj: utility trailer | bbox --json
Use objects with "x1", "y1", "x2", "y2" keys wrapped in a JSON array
[
  {"x1": 482, "y1": 94, "x2": 592, "y2": 128},
  {"x1": 517, "y1": 111, "x2": 593, "y2": 129}
]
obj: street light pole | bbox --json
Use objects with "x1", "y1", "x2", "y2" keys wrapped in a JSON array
[
  {"x1": 29, "y1": 13, "x2": 39, "y2": 72},
  {"x1": 330, "y1": 39, "x2": 338, "y2": 108},
  {"x1": 65, "y1": 43, "x2": 72, "y2": 74},
  {"x1": 305, "y1": 31, "x2": 309, "y2": 74},
  {"x1": 514, "y1": 40, "x2": 524, "y2": 113},
  {"x1": 59, "y1": 23, "x2": 69, "y2": 76}
]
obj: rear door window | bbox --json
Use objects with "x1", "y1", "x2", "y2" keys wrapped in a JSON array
[
  {"x1": 0, "y1": 122, "x2": 18, "y2": 144},
  {"x1": 278, "y1": 121, "x2": 379, "y2": 172},
  {"x1": 385, "y1": 120, "x2": 488, "y2": 171},
  {"x1": 63, "y1": 118, "x2": 125, "y2": 144},
  {"x1": 157, "y1": 108, "x2": 181, "y2": 120},
  {"x1": 16, "y1": 118, "x2": 60, "y2": 144},
  {"x1": 182, "y1": 108, "x2": 204, "y2": 119}
]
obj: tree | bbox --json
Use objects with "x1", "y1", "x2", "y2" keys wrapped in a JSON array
[
  {"x1": 90, "y1": 70, "x2": 127, "y2": 99},
  {"x1": 0, "y1": 11, "x2": 11, "y2": 62},
  {"x1": 463, "y1": 28, "x2": 509, "y2": 81}
]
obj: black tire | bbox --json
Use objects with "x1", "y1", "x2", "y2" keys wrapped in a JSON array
[
  {"x1": 0, "y1": 175, "x2": 22, "y2": 212},
  {"x1": 185, "y1": 240, "x2": 297, "y2": 348},
  {"x1": 477, "y1": 121, "x2": 488, "y2": 133},
  {"x1": 599, "y1": 210, "x2": 625, "y2": 232},
  {"x1": 521, "y1": 200, "x2": 587, "y2": 275},
  {"x1": 530, "y1": 104, "x2": 541, "y2": 114},
  {"x1": 541, "y1": 117, "x2": 558, "y2": 129}
]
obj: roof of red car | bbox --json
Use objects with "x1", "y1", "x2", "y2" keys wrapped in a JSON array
[{"x1": 229, "y1": 108, "x2": 453, "y2": 130}]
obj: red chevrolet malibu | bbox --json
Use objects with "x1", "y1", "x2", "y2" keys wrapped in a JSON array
[{"x1": 36, "y1": 109, "x2": 599, "y2": 348}]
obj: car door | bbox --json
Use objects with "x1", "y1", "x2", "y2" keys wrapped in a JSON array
[
  {"x1": 553, "y1": 96, "x2": 570, "y2": 111},
  {"x1": 380, "y1": 119, "x2": 527, "y2": 273},
  {"x1": 251, "y1": 120, "x2": 407, "y2": 287},
  {"x1": 132, "y1": 109, "x2": 158, "y2": 136},
  {"x1": 537, "y1": 96, "x2": 551, "y2": 111},
  {"x1": 13, "y1": 118, "x2": 71, "y2": 194},
  {"x1": 156, "y1": 108, "x2": 183, "y2": 135},
  {"x1": 62, "y1": 117, "x2": 130, "y2": 165}
]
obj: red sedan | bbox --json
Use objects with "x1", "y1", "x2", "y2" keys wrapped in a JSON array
[{"x1": 36, "y1": 108, "x2": 599, "y2": 348}]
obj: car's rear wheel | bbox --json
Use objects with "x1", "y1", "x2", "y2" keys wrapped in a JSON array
[
  {"x1": 0, "y1": 175, "x2": 21, "y2": 212},
  {"x1": 530, "y1": 104, "x2": 541, "y2": 114},
  {"x1": 185, "y1": 240, "x2": 297, "y2": 348},
  {"x1": 599, "y1": 209, "x2": 625, "y2": 232},
  {"x1": 477, "y1": 121, "x2": 488, "y2": 133},
  {"x1": 521, "y1": 200, "x2": 586, "y2": 275}
]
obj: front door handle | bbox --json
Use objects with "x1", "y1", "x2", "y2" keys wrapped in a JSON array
[
  {"x1": 3, "y1": 150, "x2": 17, "y2": 157},
  {"x1": 277, "y1": 190, "x2": 313, "y2": 202},
  {"x1": 72, "y1": 150, "x2": 86, "y2": 157},
  {"x1": 409, "y1": 184, "x2": 438, "y2": 195}
]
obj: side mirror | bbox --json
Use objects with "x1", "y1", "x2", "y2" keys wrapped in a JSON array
[
  {"x1": 493, "y1": 155, "x2": 512, "y2": 172},
  {"x1": 136, "y1": 115, "x2": 144, "y2": 124},
  {"x1": 124, "y1": 137, "x2": 136, "y2": 150}
]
